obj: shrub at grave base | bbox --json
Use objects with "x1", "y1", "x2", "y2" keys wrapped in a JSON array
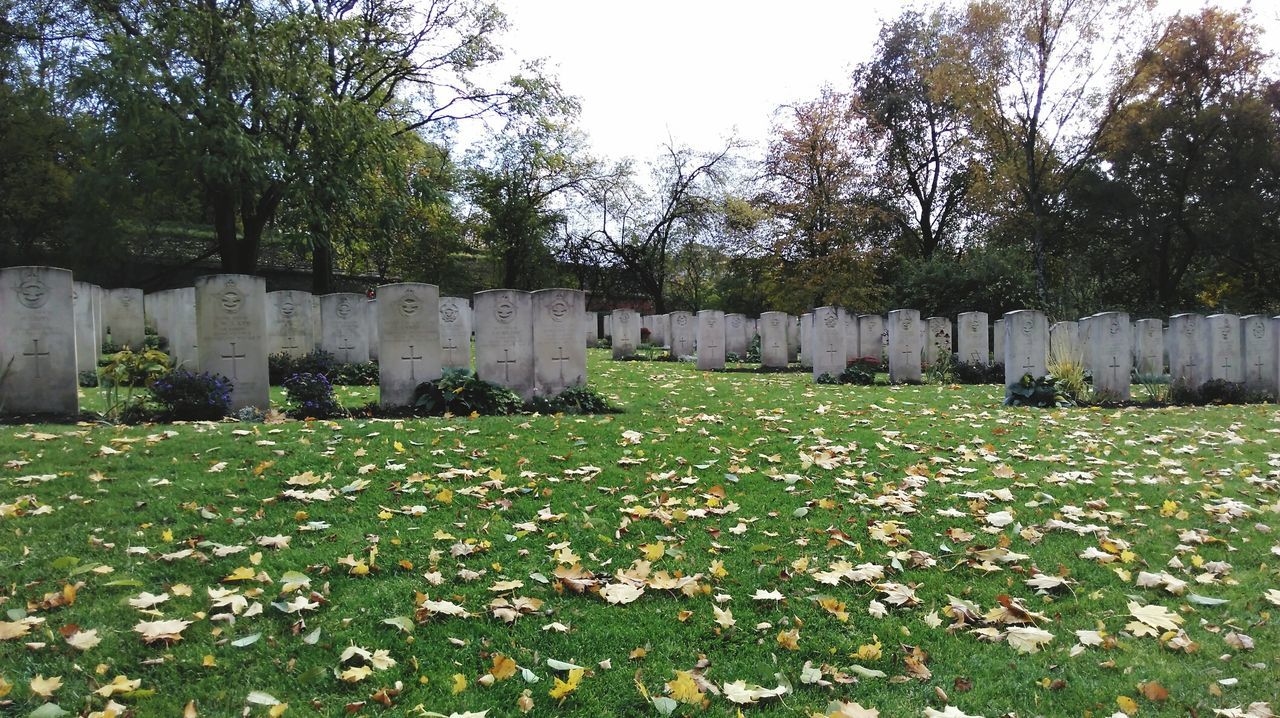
[
  {"x1": 1047, "y1": 356, "x2": 1090, "y2": 404},
  {"x1": 268, "y1": 350, "x2": 378, "y2": 386},
  {"x1": 149, "y1": 369, "x2": 234, "y2": 420},
  {"x1": 838, "y1": 365, "x2": 875, "y2": 385},
  {"x1": 282, "y1": 372, "x2": 343, "y2": 418},
  {"x1": 413, "y1": 369, "x2": 523, "y2": 417},
  {"x1": 640, "y1": 327, "x2": 652, "y2": 345},
  {"x1": 952, "y1": 361, "x2": 1004, "y2": 385},
  {"x1": 525, "y1": 385, "x2": 620, "y2": 415},
  {"x1": 78, "y1": 370, "x2": 99, "y2": 388},
  {"x1": 1004, "y1": 373, "x2": 1072, "y2": 408},
  {"x1": 847, "y1": 356, "x2": 882, "y2": 373},
  {"x1": 1171, "y1": 378, "x2": 1274, "y2": 406},
  {"x1": 98, "y1": 348, "x2": 171, "y2": 422},
  {"x1": 746, "y1": 334, "x2": 761, "y2": 363}
]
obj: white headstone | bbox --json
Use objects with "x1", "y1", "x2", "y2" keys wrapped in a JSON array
[
  {"x1": 992, "y1": 318, "x2": 1005, "y2": 366},
  {"x1": 377, "y1": 283, "x2": 441, "y2": 407},
  {"x1": 367, "y1": 299, "x2": 380, "y2": 361},
  {"x1": 799, "y1": 312, "x2": 814, "y2": 367},
  {"x1": 1134, "y1": 319, "x2": 1164, "y2": 376},
  {"x1": 585, "y1": 311, "x2": 600, "y2": 347},
  {"x1": 73, "y1": 281, "x2": 98, "y2": 373},
  {"x1": 1090, "y1": 312, "x2": 1131, "y2": 400},
  {"x1": 811, "y1": 306, "x2": 845, "y2": 380},
  {"x1": 103, "y1": 287, "x2": 145, "y2": 350},
  {"x1": 955, "y1": 312, "x2": 988, "y2": 365},
  {"x1": 195, "y1": 274, "x2": 269, "y2": 410},
  {"x1": 150, "y1": 287, "x2": 198, "y2": 369},
  {"x1": 841, "y1": 309, "x2": 860, "y2": 362},
  {"x1": 320, "y1": 293, "x2": 370, "y2": 363},
  {"x1": 857, "y1": 314, "x2": 885, "y2": 363},
  {"x1": 1240, "y1": 315, "x2": 1275, "y2": 393},
  {"x1": 474, "y1": 289, "x2": 534, "y2": 399},
  {"x1": 696, "y1": 310, "x2": 726, "y2": 371},
  {"x1": 438, "y1": 297, "x2": 472, "y2": 370},
  {"x1": 611, "y1": 309, "x2": 640, "y2": 359},
  {"x1": 1168, "y1": 314, "x2": 1208, "y2": 388},
  {"x1": 0, "y1": 266, "x2": 78, "y2": 415},
  {"x1": 725, "y1": 313, "x2": 748, "y2": 357},
  {"x1": 925, "y1": 316, "x2": 951, "y2": 368},
  {"x1": 786, "y1": 316, "x2": 800, "y2": 362},
  {"x1": 668, "y1": 311, "x2": 696, "y2": 358},
  {"x1": 267, "y1": 290, "x2": 316, "y2": 358},
  {"x1": 310, "y1": 295, "x2": 322, "y2": 345},
  {"x1": 1048, "y1": 321, "x2": 1081, "y2": 365},
  {"x1": 1078, "y1": 315, "x2": 1096, "y2": 372},
  {"x1": 1205, "y1": 314, "x2": 1242, "y2": 383},
  {"x1": 532, "y1": 288, "x2": 586, "y2": 397},
  {"x1": 1003, "y1": 310, "x2": 1048, "y2": 394},
  {"x1": 759, "y1": 311, "x2": 789, "y2": 368},
  {"x1": 887, "y1": 309, "x2": 922, "y2": 383},
  {"x1": 92, "y1": 284, "x2": 105, "y2": 351},
  {"x1": 602, "y1": 313, "x2": 613, "y2": 340}
]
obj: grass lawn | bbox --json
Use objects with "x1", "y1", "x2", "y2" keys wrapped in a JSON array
[{"x1": 2, "y1": 349, "x2": 1277, "y2": 717}]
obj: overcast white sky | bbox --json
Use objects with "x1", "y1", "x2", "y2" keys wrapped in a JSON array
[{"x1": 487, "y1": 0, "x2": 1280, "y2": 163}]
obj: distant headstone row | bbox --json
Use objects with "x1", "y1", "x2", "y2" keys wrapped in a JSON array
[
  {"x1": 601, "y1": 306, "x2": 1280, "y2": 401},
  {"x1": 0, "y1": 267, "x2": 594, "y2": 416}
]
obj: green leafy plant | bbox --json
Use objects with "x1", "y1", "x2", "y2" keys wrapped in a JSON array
[
  {"x1": 925, "y1": 349, "x2": 955, "y2": 384},
  {"x1": 525, "y1": 385, "x2": 620, "y2": 415},
  {"x1": 1004, "y1": 372, "x2": 1072, "y2": 408},
  {"x1": 1047, "y1": 356, "x2": 1090, "y2": 404},
  {"x1": 952, "y1": 361, "x2": 1003, "y2": 384},
  {"x1": 98, "y1": 348, "x2": 171, "y2": 422},
  {"x1": 149, "y1": 369, "x2": 233, "y2": 420},
  {"x1": 815, "y1": 372, "x2": 841, "y2": 385},
  {"x1": 282, "y1": 372, "x2": 343, "y2": 418},
  {"x1": 413, "y1": 369, "x2": 523, "y2": 416},
  {"x1": 837, "y1": 365, "x2": 875, "y2": 385},
  {"x1": 1134, "y1": 372, "x2": 1169, "y2": 404}
]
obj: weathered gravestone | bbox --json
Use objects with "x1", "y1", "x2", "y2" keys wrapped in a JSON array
[
  {"x1": 725, "y1": 313, "x2": 748, "y2": 357},
  {"x1": 786, "y1": 316, "x2": 800, "y2": 362},
  {"x1": 991, "y1": 318, "x2": 1005, "y2": 365},
  {"x1": 1048, "y1": 321, "x2": 1081, "y2": 365},
  {"x1": 925, "y1": 317, "x2": 951, "y2": 368},
  {"x1": 0, "y1": 266, "x2": 78, "y2": 415},
  {"x1": 438, "y1": 297, "x2": 472, "y2": 370},
  {"x1": 310, "y1": 296, "x2": 322, "y2": 346},
  {"x1": 1133, "y1": 319, "x2": 1164, "y2": 376},
  {"x1": 759, "y1": 311, "x2": 789, "y2": 369},
  {"x1": 150, "y1": 287, "x2": 198, "y2": 369},
  {"x1": 532, "y1": 288, "x2": 586, "y2": 397},
  {"x1": 857, "y1": 314, "x2": 885, "y2": 362},
  {"x1": 1168, "y1": 314, "x2": 1209, "y2": 388},
  {"x1": 602, "y1": 314, "x2": 612, "y2": 341},
  {"x1": 1205, "y1": 314, "x2": 1242, "y2": 383},
  {"x1": 320, "y1": 293, "x2": 370, "y2": 363},
  {"x1": 195, "y1": 274, "x2": 268, "y2": 410},
  {"x1": 841, "y1": 309, "x2": 860, "y2": 362},
  {"x1": 887, "y1": 309, "x2": 922, "y2": 384},
  {"x1": 612, "y1": 309, "x2": 640, "y2": 359},
  {"x1": 1091, "y1": 312, "x2": 1132, "y2": 400},
  {"x1": 377, "y1": 283, "x2": 441, "y2": 407},
  {"x1": 648, "y1": 314, "x2": 668, "y2": 348},
  {"x1": 956, "y1": 312, "x2": 988, "y2": 365},
  {"x1": 1240, "y1": 315, "x2": 1276, "y2": 393},
  {"x1": 1078, "y1": 315, "x2": 1096, "y2": 373},
  {"x1": 668, "y1": 311, "x2": 696, "y2": 358},
  {"x1": 368, "y1": 299, "x2": 380, "y2": 361},
  {"x1": 585, "y1": 311, "x2": 600, "y2": 347},
  {"x1": 1003, "y1": 310, "x2": 1048, "y2": 394},
  {"x1": 474, "y1": 289, "x2": 534, "y2": 399},
  {"x1": 266, "y1": 290, "x2": 315, "y2": 358},
  {"x1": 73, "y1": 281, "x2": 98, "y2": 373},
  {"x1": 812, "y1": 306, "x2": 845, "y2": 380},
  {"x1": 696, "y1": 310, "x2": 726, "y2": 371},
  {"x1": 799, "y1": 313, "x2": 814, "y2": 368},
  {"x1": 103, "y1": 287, "x2": 145, "y2": 350}
]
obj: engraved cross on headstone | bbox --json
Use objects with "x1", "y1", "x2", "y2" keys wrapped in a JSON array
[
  {"x1": 827, "y1": 344, "x2": 840, "y2": 364},
  {"x1": 442, "y1": 336, "x2": 460, "y2": 362},
  {"x1": 497, "y1": 349, "x2": 517, "y2": 382},
  {"x1": 401, "y1": 344, "x2": 423, "y2": 382},
  {"x1": 338, "y1": 336, "x2": 356, "y2": 363},
  {"x1": 221, "y1": 342, "x2": 246, "y2": 379},
  {"x1": 22, "y1": 339, "x2": 50, "y2": 378},
  {"x1": 1219, "y1": 355, "x2": 1232, "y2": 375},
  {"x1": 551, "y1": 346, "x2": 570, "y2": 380},
  {"x1": 1253, "y1": 357, "x2": 1266, "y2": 382},
  {"x1": 1109, "y1": 355, "x2": 1123, "y2": 383}
]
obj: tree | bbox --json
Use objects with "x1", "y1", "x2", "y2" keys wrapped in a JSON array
[
  {"x1": 854, "y1": 7, "x2": 976, "y2": 259},
  {"x1": 578, "y1": 139, "x2": 737, "y2": 314},
  {"x1": 946, "y1": 0, "x2": 1153, "y2": 304},
  {"x1": 1090, "y1": 8, "x2": 1280, "y2": 312},
  {"x1": 758, "y1": 90, "x2": 879, "y2": 312},
  {"x1": 464, "y1": 97, "x2": 600, "y2": 290},
  {"x1": 84, "y1": 0, "x2": 522, "y2": 277}
]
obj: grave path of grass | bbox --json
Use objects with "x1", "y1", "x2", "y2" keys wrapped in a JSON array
[{"x1": 2, "y1": 349, "x2": 1278, "y2": 717}]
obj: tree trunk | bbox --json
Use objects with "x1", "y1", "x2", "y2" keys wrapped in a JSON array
[{"x1": 311, "y1": 229, "x2": 334, "y2": 294}]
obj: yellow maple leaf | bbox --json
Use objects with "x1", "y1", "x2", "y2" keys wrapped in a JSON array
[
  {"x1": 1116, "y1": 695, "x2": 1138, "y2": 715},
  {"x1": 0, "y1": 674, "x2": 11, "y2": 698},
  {"x1": 30, "y1": 674, "x2": 62, "y2": 698},
  {"x1": 641, "y1": 542, "x2": 666, "y2": 561},
  {"x1": 393, "y1": 441, "x2": 405, "y2": 453},
  {"x1": 436, "y1": 489, "x2": 453, "y2": 505},
  {"x1": 666, "y1": 671, "x2": 704, "y2": 704},
  {"x1": 854, "y1": 636, "x2": 882, "y2": 661},
  {"x1": 549, "y1": 668, "x2": 584, "y2": 701},
  {"x1": 490, "y1": 654, "x2": 517, "y2": 681},
  {"x1": 223, "y1": 566, "x2": 255, "y2": 582},
  {"x1": 777, "y1": 628, "x2": 800, "y2": 650},
  {"x1": 451, "y1": 673, "x2": 467, "y2": 695}
]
